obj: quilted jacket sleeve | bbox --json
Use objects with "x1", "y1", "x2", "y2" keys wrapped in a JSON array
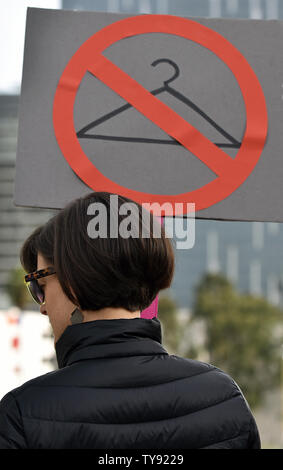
[
  {"x1": 247, "y1": 413, "x2": 261, "y2": 449},
  {"x1": 0, "y1": 392, "x2": 27, "y2": 449},
  {"x1": 232, "y1": 377, "x2": 261, "y2": 450}
]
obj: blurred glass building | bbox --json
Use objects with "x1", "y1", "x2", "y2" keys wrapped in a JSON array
[
  {"x1": 0, "y1": 96, "x2": 58, "y2": 309},
  {"x1": 62, "y1": 0, "x2": 283, "y2": 19}
]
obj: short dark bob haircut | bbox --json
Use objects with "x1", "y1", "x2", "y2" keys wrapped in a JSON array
[{"x1": 20, "y1": 192, "x2": 175, "y2": 313}]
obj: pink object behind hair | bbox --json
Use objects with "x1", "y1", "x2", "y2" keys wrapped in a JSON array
[
  {"x1": 140, "y1": 216, "x2": 163, "y2": 319},
  {"x1": 140, "y1": 294, "x2": 159, "y2": 319}
]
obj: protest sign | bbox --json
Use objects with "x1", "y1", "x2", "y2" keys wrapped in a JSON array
[{"x1": 14, "y1": 8, "x2": 282, "y2": 221}]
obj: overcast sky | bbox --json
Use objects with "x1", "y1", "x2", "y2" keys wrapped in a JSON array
[{"x1": 0, "y1": 0, "x2": 61, "y2": 94}]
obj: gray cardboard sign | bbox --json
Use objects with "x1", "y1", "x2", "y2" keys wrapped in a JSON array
[{"x1": 14, "y1": 8, "x2": 283, "y2": 221}]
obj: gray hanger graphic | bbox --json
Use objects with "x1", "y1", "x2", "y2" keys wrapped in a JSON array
[{"x1": 77, "y1": 58, "x2": 241, "y2": 149}]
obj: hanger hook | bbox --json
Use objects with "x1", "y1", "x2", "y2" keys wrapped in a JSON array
[{"x1": 151, "y1": 58, "x2": 180, "y2": 86}]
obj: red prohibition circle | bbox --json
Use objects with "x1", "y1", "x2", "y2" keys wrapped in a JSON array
[{"x1": 53, "y1": 14, "x2": 268, "y2": 216}]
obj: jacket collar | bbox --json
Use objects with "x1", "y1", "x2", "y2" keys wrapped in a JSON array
[{"x1": 55, "y1": 317, "x2": 168, "y2": 369}]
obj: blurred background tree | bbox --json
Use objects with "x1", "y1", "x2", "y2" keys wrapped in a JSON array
[
  {"x1": 157, "y1": 294, "x2": 182, "y2": 354},
  {"x1": 4, "y1": 266, "x2": 30, "y2": 310},
  {"x1": 187, "y1": 272, "x2": 283, "y2": 409}
]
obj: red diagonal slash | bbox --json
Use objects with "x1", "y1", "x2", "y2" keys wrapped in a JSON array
[{"x1": 88, "y1": 54, "x2": 234, "y2": 178}]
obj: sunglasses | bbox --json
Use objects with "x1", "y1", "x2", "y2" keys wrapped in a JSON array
[{"x1": 24, "y1": 267, "x2": 56, "y2": 305}]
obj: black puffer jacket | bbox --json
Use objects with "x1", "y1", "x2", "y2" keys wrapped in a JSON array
[{"x1": 0, "y1": 317, "x2": 260, "y2": 449}]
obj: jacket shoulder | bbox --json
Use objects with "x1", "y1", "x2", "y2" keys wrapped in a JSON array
[
  {"x1": 3, "y1": 368, "x2": 64, "y2": 399},
  {"x1": 166, "y1": 355, "x2": 261, "y2": 449},
  {"x1": 0, "y1": 368, "x2": 69, "y2": 449}
]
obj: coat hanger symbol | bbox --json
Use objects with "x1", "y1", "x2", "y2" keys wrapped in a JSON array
[{"x1": 77, "y1": 58, "x2": 241, "y2": 149}]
